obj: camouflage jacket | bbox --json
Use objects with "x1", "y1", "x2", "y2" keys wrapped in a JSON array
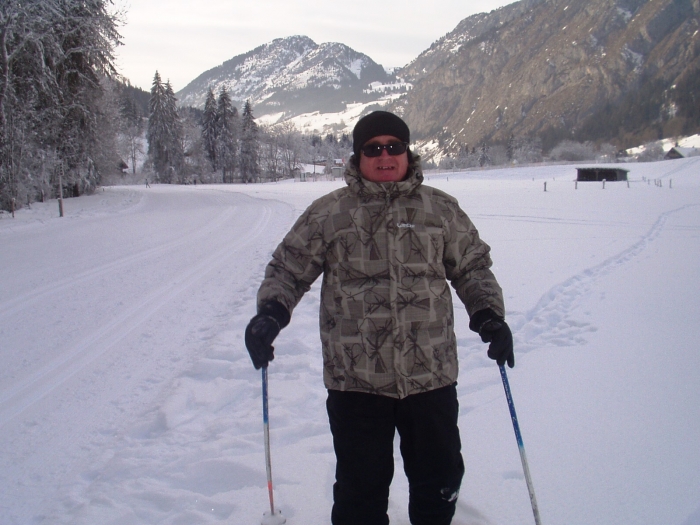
[{"x1": 257, "y1": 157, "x2": 505, "y2": 398}]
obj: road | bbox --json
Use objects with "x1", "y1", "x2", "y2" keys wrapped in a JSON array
[{"x1": 0, "y1": 186, "x2": 293, "y2": 523}]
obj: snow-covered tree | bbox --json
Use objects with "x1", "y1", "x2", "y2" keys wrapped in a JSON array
[
  {"x1": 216, "y1": 87, "x2": 238, "y2": 183},
  {"x1": 550, "y1": 140, "x2": 596, "y2": 162},
  {"x1": 636, "y1": 142, "x2": 664, "y2": 162},
  {"x1": 90, "y1": 78, "x2": 123, "y2": 187},
  {"x1": 512, "y1": 136, "x2": 543, "y2": 164},
  {"x1": 178, "y1": 106, "x2": 207, "y2": 183},
  {"x1": 260, "y1": 125, "x2": 282, "y2": 181},
  {"x1": 201, "y1": 87, "x2": 218, "y2": 171},
  {"x1": 278, "y1": 121, "x2": 303, "y2": 178},
  {"x1": 118, "y1": 91, "x2": 144, "y2": 175},
  {"x1": 147, "y1": 72, "x2": 169, "y2": 180},
  {"x1": 147, "y1": 73, "x2": 183, "y2": 183},
  {"x1": 239, "y1": 100, "x2": 260, "y2": 183},
  {"x1": 0, "y1": 0, "x2": 122, "y2": 209},
  {"x1": 478, "y1": 142, "x2": 491, "y2": 167}
]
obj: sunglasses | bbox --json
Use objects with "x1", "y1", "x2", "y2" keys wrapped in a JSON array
[{"x1": 361, "y1": 142, "x2": 409, "y2": 158}]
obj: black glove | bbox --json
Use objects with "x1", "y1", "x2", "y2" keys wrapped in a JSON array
[
  {"x1": 470, "y1": 309, "x2": 515, "y2": 368},
  {"x1": 245, "y1": 301, "x2": 290, "y2": 369}
]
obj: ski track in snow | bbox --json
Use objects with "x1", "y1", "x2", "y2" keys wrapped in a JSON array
[
  {"x1": 512, "y1": 203, "x2": 698, "y2": 352},
  {"x1": 508, "y1": 156, "x2": 700, "y2": 350},
  {"x1": 0, "y1": 196, "x2": 234, "y2": 322},
  {"x1": 0, "y1": 187, "x2": 297, "y2": 524},
  {"x1": 2, "y1": 158, "x2": 699, "y2": 525},
  {"x1": 79, "y1": 195, "x2": 687, "y2": 524},
  {"x1": 457, "y1": 157, "x2": 700, "y2": 394},
  {"x1": 0, "y1": 196, "x2": 274, "y2": 428},
  {"x1": 456, "y1": 207, "x2": 692, "y2": 390}
]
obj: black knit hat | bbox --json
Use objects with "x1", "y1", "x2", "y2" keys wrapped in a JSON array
[{"x1": 352, "y1": 111, "x2": 410, "y2": 158}]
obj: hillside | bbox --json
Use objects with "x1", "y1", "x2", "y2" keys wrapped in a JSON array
[
  {"x1": 394, "y1": 0, "x2": 700, "y2": 152},
  {"x1": 168, "y1": 0, "x2": 699, "y2": 156}
]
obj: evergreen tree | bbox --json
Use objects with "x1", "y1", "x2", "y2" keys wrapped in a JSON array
[
  {"x1": 164, "y1": 80, "x2": 184, "y2": 177},
  {"x1": 120, "y1": 94, "x2": 142, "y2": 130},
  {"x1": 201, "y1": 87, "x2": 218, "y2": 171},
  {"x1": 147, "y1": 72, "x2": 169, "y2": 180},
  {"x1": 239, "y1": 100, "x2": 260, "y2": 183},
  {"x1": 478, "y1": 142, "x2": 491, "y2": 167},
  {"x1": 216, "y1": 87, "x2": 238, "y2": 183},
  {"x1": 506, "y1": 134, "x2": 515, "y2": 162},
  {"x1": 147, "y1": 73, "x2": 183, "y2": 183}
]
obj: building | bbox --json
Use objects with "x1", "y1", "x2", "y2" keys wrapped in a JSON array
[
  {"x1": 576, "y1": 167, "x2": 629, "y2": 182},
  {"x1": 664, "y1": 147, "x2": 697, "y2": 160}
]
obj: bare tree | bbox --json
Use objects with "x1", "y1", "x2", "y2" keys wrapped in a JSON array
[
  {"x1": 260, "y1": 125, "x2": 283, "y2": 181},
  {"x1": 550, "y1": 140, "x2": 596, "y2": 162},
  {"x1": 118, "y1": 89, "x2": 144, "y2": 175},
  {"x1": 278, "y1": 121, "x2": 303, "y2": 178}
]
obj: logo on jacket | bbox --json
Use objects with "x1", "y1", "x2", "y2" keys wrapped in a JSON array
[{"x1": 397, "y1": 221, "x2": 415, "y2": 229}]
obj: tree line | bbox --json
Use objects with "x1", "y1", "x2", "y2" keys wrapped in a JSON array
[
  {"x1": 144, "y1": 76, "x2": 354, "y2": 185},
  {"x1": 10, "y1": 1, "x2": 687, "y2": 212},
  {"x1": 0, "y1": 0, "x2": 123, "y2": 212},
  {"x1": 0, "y1": 0, "x2": 354, "y2": 213}
]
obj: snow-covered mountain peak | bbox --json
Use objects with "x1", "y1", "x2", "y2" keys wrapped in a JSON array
[{"x1": 176, "y1": 35, "x2": 393, "y2": 119}]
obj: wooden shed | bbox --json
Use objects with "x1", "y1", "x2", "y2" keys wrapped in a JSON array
[
  {"x1": 664, "y1": 147, "x2": 696, "y2": 160},
  {"x1": 576, "y1": 167, "x2": 629, "y2": 182}
]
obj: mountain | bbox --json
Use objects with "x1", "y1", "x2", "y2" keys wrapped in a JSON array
[
  {"x1": 393, "y1": 0, "x2": 700, "y2": 152},
  {"x1": 175, "y1": 0, "x2": 699, "y2": 154},
  {"x1": 399, "y1": 0, "x2": 546, "y2": 83},
  {"x1": 176, "y1": 35, "x2": 403, "y2": 122}
]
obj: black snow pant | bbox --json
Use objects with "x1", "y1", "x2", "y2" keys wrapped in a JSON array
[{"x1": 326, "y1": 384, "x2": 465, "y2": 525}]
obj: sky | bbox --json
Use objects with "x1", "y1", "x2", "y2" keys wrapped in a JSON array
[
  {"x1": 113, "y1": 0, "x2": 517, "y2": 92},
  {"x1": 2, "y1": 157, "x2": 700, "y2": 524}
]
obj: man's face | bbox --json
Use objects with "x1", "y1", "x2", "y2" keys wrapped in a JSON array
[{"x1": 359, "y1": 135, "x2": 409, "y2": 183}]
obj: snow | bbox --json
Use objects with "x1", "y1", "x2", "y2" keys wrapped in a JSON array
[
  {"x1": 258, "y1": 100, "x2": 394, "y2": 135},
  {"x1": 261, "y1": 509, "x2": 287, "y2": 525},
  {"x1": 627, "y1": 134, "x2": 700, "y2": 156},
  {"x1": 347, "y1": 59, "x2": 363, "y2": 80},
  {"x1": 2, "y1": 157, "x2": 700, "y2": 525}
]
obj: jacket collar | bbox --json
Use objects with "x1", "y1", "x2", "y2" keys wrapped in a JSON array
[{"x1": 344, "y1": 155, "x2": 424, "y2": 202}]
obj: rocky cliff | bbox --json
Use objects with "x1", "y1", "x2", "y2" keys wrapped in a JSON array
[{"x1": 394, "y1": 0, "x2": 700, "y2": 151}]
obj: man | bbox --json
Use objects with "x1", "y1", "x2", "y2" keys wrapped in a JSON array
[{"x1": 245, "y1": 111, "x2": 513, "y2": 525}]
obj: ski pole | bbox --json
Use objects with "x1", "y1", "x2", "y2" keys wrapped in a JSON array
[
  {"x1": 262, "y1": 366, "x2": 276, "y2": 516},
  {"x1": 499, "y1": 365, "x2": 542, "y2": 525},
  {"x1": 260, "y1": 366, "x2": 286, "y2": 525}
]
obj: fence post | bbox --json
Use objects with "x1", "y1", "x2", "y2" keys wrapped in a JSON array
[
  {"x1": 58, "y1": 162, "x2": 65, "y2": 218},
  {"x1": 544, "y1": 181, "x2": 547, "y2": 192}
]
